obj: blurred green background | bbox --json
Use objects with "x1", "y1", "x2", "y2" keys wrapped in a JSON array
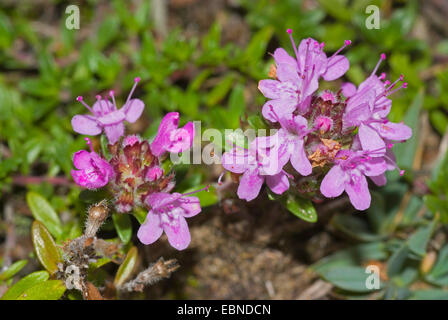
[{"x1": 1, "y1": 0, "x2": 448, "y2": 300}]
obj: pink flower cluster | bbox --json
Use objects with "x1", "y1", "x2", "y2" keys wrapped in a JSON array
[
  {"x1": 222, "y1": 30, "x2": 412, "y2": 211},
  {"x1": 70, "y1": 79, "x2": 201, "y2": 250}
]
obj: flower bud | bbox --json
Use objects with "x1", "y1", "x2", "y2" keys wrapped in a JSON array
[
  {"x1": 314, "y1": 116, "x2": 333, "y2": 133},
  {"x1": 85, "y1": 201, "x2": 109, "y2": 237},
  {"x1": 109, "y1": 136, "x2": 175, "y2": 213}
]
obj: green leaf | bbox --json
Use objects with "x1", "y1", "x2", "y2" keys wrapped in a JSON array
[
  {"x1": 247, "y1": 114, "x2": 268, "y2": 130},
  {"x1": 243, "y1": 26, "x2": 274, "y2": 62},
  {"x1": 1, "y1": 271, "x2": 49, "y2": 300},
  {"x1": 312, "y1": 242, "x2": 387, "y2": 274},
  {"x1": 112, "y1": 213, "x2": 132, "y2": 245},
  {"x1": 31, "y1": 221, "x2": 62, "y2": 274},
  {"x1": 205, "y1": 74, "x2": 235, "y2": 107},
  {"x1": 96, "y1": 16, "x2": 120, "y2": 49},
  {"x1": 321, "y1": 23, "x2": 356, "y2": 50},
  {"x1": 384, "y1": 284, "x2": 411, "y2": 300},
  {"x1": 317, "y1": 0, "x2": 352, "y2": 22},
  {"x1": 410, "y1": 290, "x2": 448, "y2": 300},
  {"x1": 429, "y1": 110, "x2": 448, "y2": 135},
  {"x1": 387, "y1": 243, "x2": 410, "y2": 277},
  {"x1": 320, "y1": 266, "x2": 381, "y2": 293},
  {"x1": 392, "y1": 265, "x2": 419, "y2": 288},
  {"x1": 26, "y1": 192, "x2": 63, "y2": 239},
  {"x1": 0, "y1": 12, "x2": 13, "y2": 49},
  {"x1": 114, "y1": 246, "x2": 138, "y2": 287},
  {"x1": 426, "y1": 245, "x2": 448, "y2": 286},
  {"x1": 283, "y1": 194, "x2": 317, "y2": 223},
  {"x1": 431, "y1": 143, "x2": 448, "y2": 180},
  {"x1": 17, "y1": 280, "x2": 66, "y2": 300},
  {"x1": 201, "y1": 22, "x2": 221, "y2": 52},
  {"x1": 223, "y1": 128, "x2": 248, "y2": 152},
  {"x1": 0, "y1": 260, "x2": 28, "y2": 281},
  {"x1": 436, "y1": 40, "x2": 448, "y2": 55},
  {"x1": 407, "y1": 220, "x2": 435, "y2": 256},
  {"x1": 393, "y1": 90, "x2": 423, "y2": 170},
  {"x1": 227, "y1": 84, "x2": 246, "y2": 129},
  {"x1": 401, "y1": 196, "x2": 424, "y2": 226},
  {"x1": 89, "y1": 257, "x2": 112, "y2": 271},
  {"x1": 188, "y1": 69, "x2": 212, "y2": 91},
  {"x1": 133, "y1": 207, "x2": 148, "y2": 225},
  {"x1": 160, "y1": 157, "x2": 174, "y2": 175},
  {"x1": 100, "y1": 134, "x2": 112, "y2": 160},
  {"x1": 331, "y1": 214, "x2": 384, "y2": 242}
]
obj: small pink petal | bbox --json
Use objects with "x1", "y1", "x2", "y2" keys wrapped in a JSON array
[
  {"x1": 71, "y1": 115, "x2": 102, "y2": 135},
  {"x1": 345, "y1": 174, "x2": 371, "y2": 210},
  {"x1": 137, "y1": 212, "x2": 163, "y2": 245},
  {"x1": 266, "y1": 172, "x2": 290, "y2": 194},
  {"x1": 341, "y1": 82, "x2": 357, "y2": 98},
  {"x1": 237, "y1": 169, "x2": 264, "y2": 201},
  {"x1": 104, "y1": 122, "x2": 125, "y2": 144},
  {"x1": 179, "y1": 196, "x2": 201, "y2": 218},
  {"x1": 323, "y1": 55, "x2": 349, "y2": 81},
  {"x1": 123, "y1": 98, "x2": 145, "y2": 123},
  {"x1": 163, "y1": 215, "x2": 191, "y2": 251},
  {"x1": 72, "y1": 150, "x2": 93, "y2": 170},
  {"x1": 320, "y1": 165, "x2": 346, "y2": 198}
]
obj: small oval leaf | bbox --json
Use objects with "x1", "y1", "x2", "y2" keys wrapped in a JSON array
[
  {"x1": 17, "y1": 280, "x2": 66, "y2": 300},
  {"x1": 31, "y1": 221, "x2": 62, "y2": 274},
  {"x1": 247, "y1": 114, "x2": 269, "y2": 130},
  {"x1": 114, "y1": 246, "x2": 138, "y2": 287},
  {"x1": 89, "y1": 257, "x2": 112, "y2": 271},
  {"x1": 0, "y1": 260, "x2": 28, "y2": 281},
  {"x1": 1, "y1": 271, "x2": 49, "y2": 300},
  {"x1": 27, "y1": 191, "x2": 63, "y2": 239},
  {"x1": 408, "y1": 220, "x2": 436, "y2": 256},
  {"x1": 321, "y1": 266, "x2": 382, "y2": 293},
  {"x1": 112, "y1": 213, "x2": 132, "y2": 244},
  {"x1": 133, "y1": 207, "x2": 148, "y2": 224},
  {"x1": 284, "y1": 194, "x2": 318, "y2": 223}
]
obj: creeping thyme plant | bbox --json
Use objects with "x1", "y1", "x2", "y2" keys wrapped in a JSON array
[
  {"x1": 16, "y1": 78, "x2": 203, "y2": 299},
  {"x1": 71, "y1": 78, "x2": 203, "y2": 251},
  {"x1": 2, "y1": 0, "x2": 448, "y2": 301},
  {"x1": 222, "y1": 30, "x2": 412, "y2": 211}
]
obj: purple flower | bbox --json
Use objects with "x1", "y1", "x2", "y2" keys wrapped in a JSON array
[
  {"x1": 71, "y1": 138, "x2": 114, "y2": 189},
  {"x1": 71, "y1": 78, "x2": 145, "y2": 145},
  {"x1": 222, "y1": 134, "x2": 289, "y2": 201},
  {"x1": 342, "y1": 54, "x2": 412, "y2": 151},
  {"x1": 137, "y1": 188, "x2": 206, "y2": 250},
  {"x1": 108, "y1": 135, "x2": 174, "y2": 213},
  {"x1": 150, "y1": 112, "x2": 194, "y2": 157},
  {"x1": 276, "y1": 112, "x2": 313, "y2": 176},
  {"x1": 320, "y1": 148, "x2": 387, "y2": 210},
  {"x1": 259, "y1": 30, "x2": 350, "y2": 122}
]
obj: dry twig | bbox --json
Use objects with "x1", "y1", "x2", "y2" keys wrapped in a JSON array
[{"x1": 119, "y1": 258, "x2": 179, "y2": 292}]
